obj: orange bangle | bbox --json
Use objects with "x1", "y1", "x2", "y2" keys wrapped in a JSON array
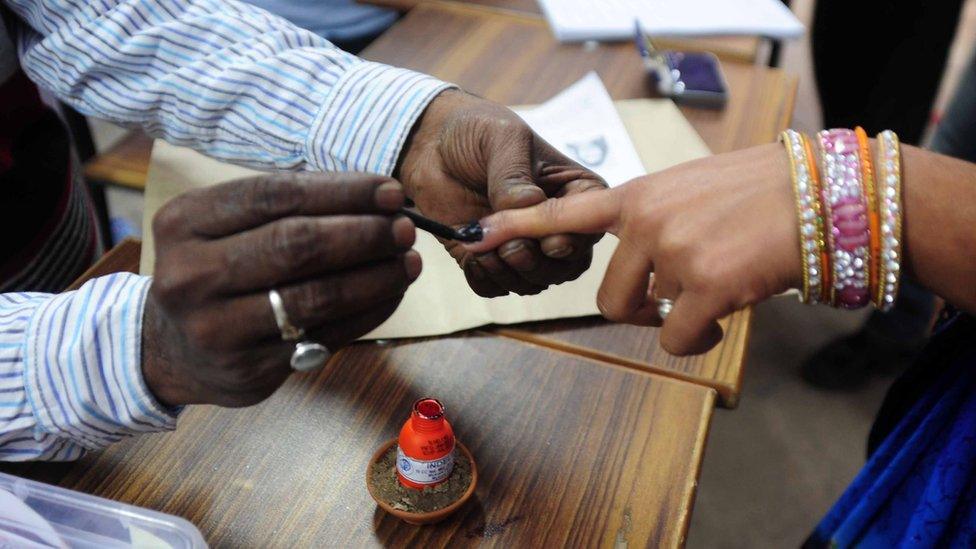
[
  {"x1": 855, "y1": 127, "x2": 881, "y2": 302},
  {"x1": 801, "y1": 133, "x2": 830, "y2": 305}
]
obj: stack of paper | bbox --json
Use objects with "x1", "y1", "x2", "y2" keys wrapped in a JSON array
[{"x1": 537, "y1": 0, "x2": 804, "y2": 42}]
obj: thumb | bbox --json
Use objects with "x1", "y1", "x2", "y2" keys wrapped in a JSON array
[
  {"x1": 486, "y1": 126, "x2": 547, "y2": 211},
  {"x1": 465, "y1": 187, "x2": 622, "y2": 252}
]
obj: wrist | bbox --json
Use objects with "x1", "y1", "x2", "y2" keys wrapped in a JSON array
[
  {"x1": 395, "y1": 88, "x2": 465, "y2": 191},
  {"x1": 141, "y1": 295, "x2": 192, "y2": 408},
  {"x1": 900, "y1": 144, "x2": 947, "y2": 300}
]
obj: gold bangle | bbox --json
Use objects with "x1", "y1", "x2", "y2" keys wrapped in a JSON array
[{"x1": 780, "y1": 130, "x2": 823, "y2": 304}]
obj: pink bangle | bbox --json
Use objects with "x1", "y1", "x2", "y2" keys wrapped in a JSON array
[{"x1": 817, "y1": 129, "x2": 871, "y2": 308}]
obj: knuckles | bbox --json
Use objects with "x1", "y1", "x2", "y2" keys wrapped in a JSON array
[
  {"x1": 264, "y1": 217, "x2": 394, "y2": 272},
  {"x1": 241, "y1": 174, "x2": 307, "y2": 220},
  {"x1": 684, "y1": 252, "x2": 720, "y2": 292},
  {"x1": 290, "y1": 277, "x2": 345, "y2": 323},
  {"x1": 267, "y1": 217, "x2": 325, "y2": 273},
  {"x1": 152, "y1": 198, "x2": 188, "y2": 241},
  {"x1": 540, "y1": 197, "x2": 565, "y2": 226}
]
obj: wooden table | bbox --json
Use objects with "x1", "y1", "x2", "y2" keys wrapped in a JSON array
[
  {"x1": 359, "y1": 0, "x2": 765, "y2": 64},
  {"x1": 7, "y1": 240, "x2": 716, "y2": 548},
  {"x1": 361, "y1": 1, "x2": 796, "y2": 406}
]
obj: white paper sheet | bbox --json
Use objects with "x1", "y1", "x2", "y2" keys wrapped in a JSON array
[
  {"x1": 537, "y1": 0, "x2": 804, "y2": 42},
  {"x1": 515, "y1": 72, "x2": 645, "y2": 187},
  {"x1": 142, "y1": 96, "x2": 711, "y2": 340}
]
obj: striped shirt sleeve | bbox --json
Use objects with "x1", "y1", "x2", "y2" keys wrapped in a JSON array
[
  {"x1": 5, "y1": 0, "x2": 453, "y2": 175},
  {"x1": 1, "y1": 274, "x2": 176, "y2": 461}
]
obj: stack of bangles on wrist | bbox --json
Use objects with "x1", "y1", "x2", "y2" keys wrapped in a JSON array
[{"x1": 780, "y1": 128, "x2": 902, "y2": 311}]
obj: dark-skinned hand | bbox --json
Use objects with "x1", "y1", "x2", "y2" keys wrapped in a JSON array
[
  {"x1": 142, "y1": 173, "x2": 420, "y2": 407},
  {"x1": 397, "y1": 89, "x2": 608, "y2": 297}
]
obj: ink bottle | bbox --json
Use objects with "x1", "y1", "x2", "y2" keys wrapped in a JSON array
[{"x1": 396, "y1": 398, "x2": 455, "y2": 489}]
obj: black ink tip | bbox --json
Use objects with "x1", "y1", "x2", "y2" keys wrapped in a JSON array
[{"x1": 454, "y1": 222, "x2": 483, "y2": 242}]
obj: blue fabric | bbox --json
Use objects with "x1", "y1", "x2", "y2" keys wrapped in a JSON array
[
  {"x1": 807, "y1": 312, "x2": 976, "y2": 548},
  {"x1": 243, "y1": 0, "x2": 397, "y2": 42}
]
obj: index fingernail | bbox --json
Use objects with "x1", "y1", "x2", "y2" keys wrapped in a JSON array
[{"x1": 375, "y1": 181, "x2": 405, "y2": 210}]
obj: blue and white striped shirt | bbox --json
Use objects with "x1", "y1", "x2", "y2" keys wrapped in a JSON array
[{"x1": 0, "y1": 0, "x2": 452, "y2": 460}]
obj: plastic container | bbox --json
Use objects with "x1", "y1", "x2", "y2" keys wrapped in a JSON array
[{"x1": 0, "y1": 471, "x2": 206, "y2": 548}]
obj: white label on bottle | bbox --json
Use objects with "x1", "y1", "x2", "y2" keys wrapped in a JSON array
[{"x1": 396, "y1": 446, "x2": 455, "y2": 485}]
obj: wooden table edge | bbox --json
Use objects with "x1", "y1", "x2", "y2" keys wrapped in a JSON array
[
  {"x1": 424, "y1": 0, "x2": 538, "y2": 18},
  {"x1": 676, "y1": 388, "x2": 718, "y2": 546},
  {"x1": 493, "y1": 325, "x2": 741, "y2": 408},
  {"x1": 84, "y1": 166, "x2": 150, "y2": 191}
]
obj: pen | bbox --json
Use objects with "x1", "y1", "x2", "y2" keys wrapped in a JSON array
[
  {"x1": 398, "y1": 208, "x2": 483, "y2": 242},
  {"x1": 633, "y1": 19, "x2": 674, "y2": 94}
]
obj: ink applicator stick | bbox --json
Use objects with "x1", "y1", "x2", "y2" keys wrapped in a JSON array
[{"x1": 399, "y1": 208, "x2": 483, "y2": 242}]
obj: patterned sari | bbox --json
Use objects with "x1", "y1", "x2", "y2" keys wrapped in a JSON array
[{"x1": 806, "y1": 310, "x2": 976, "y2": 547}]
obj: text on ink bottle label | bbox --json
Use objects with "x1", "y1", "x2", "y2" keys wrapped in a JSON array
[{"x1": 396, "y1": 445, "x2": 455, "y2": 485}]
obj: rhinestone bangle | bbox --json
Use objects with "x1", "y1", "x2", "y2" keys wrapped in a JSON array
[
  {"x1": 875, "y1": 130, "x2": 903, "y2": 311},
  {"x1": 781, "y1": 130, "x2": 825, "y2": 304},
  {"x1": 818, "y1": 129, "x2": 871, "y2": 309}
]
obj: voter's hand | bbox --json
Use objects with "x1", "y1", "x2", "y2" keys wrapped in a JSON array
[
  {"x1": 465, "y1": 144, "x2": 801, "y2": 356},
  {"x1": 141, "y1": 174, "x2": 420, "y2": 407},
  {"x1": 397, "y1": 90, "x2": 607, "y2": 297}
]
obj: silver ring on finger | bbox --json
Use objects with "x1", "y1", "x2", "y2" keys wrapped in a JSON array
[
  {"x1": 268, "y1": 289, "x2": 304, "y2": 341},
  {"x1": 656, "y1": 297, "x2": 675, "y2": 320},
  {"x1": 290, "y1": 340, "x2": 333, "y2": 372},
  {"x1": 267, "y1": 289, "x2": 332, "y2": 371}
]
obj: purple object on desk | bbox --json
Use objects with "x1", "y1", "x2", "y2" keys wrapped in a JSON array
[
  {"x1": 653, "y1": 51, "x2": 729, "y2": 108},
  {"x1": 664, "y1": 51, "x2": 726, "y2": 94},
  {"x1": 633, "y1": 20, "x2": 728, "y2": 109}
]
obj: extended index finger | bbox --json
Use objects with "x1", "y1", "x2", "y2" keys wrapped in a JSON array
[
  {"x1": 155, "y1": 172, "x2": 405, "y2": 239},
  {"x1": 466, "y1": 186, "x2": 622, "y2": 253}
]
